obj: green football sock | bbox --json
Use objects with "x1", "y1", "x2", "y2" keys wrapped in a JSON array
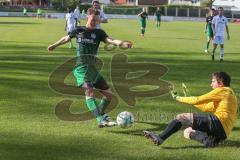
[
  {"x1": 86, "y1": 98, "x2": 103, "y2": 122},
  {"x1": 99, "y1": 98, "x2": 111, "y2": 115},
  {"x1": 206, "y1": 41, "x2": 210, "y2": 50}
]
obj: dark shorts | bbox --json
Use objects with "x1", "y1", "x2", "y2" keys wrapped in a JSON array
[
  {"x1": 140, "y1": 20, "x2": 146, "y2": 28},
  {"x1": 92, "y1": 77, "x2": 109, "y2": 90},
  {"x1": 155, "y1": 17, "x2": 161, "y2": 22},
  {"x1": 193, "y1": 113, "x2": 227, "y2": 141},
  {"x1": 73, "y1": 65, "x2": 109, "y2": 90},
  {"x1": 207, "y1": 29, "x2": 214, "y2": 38}
]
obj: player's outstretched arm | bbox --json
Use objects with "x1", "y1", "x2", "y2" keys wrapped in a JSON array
[
  {"x1": 137, "y1": 12, "x2": 143, "y2": 17},
  {"x1": 47, "y1": 35, "x2": 71, "y2": 52},
  {"x1": 105, "y1": 37, "x2": 132, "y2": 49}
]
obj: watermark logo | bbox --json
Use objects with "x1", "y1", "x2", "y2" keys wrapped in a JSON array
[{"x1": 48, "y1": 44, "x2": 170, "y2": 121}]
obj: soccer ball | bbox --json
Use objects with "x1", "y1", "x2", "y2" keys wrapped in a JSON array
[{"x1": 116, "y1": 111, "x2": 134, "y2": 128}]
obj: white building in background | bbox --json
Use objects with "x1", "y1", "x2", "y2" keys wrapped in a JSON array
[
  {"x1": 213, "y1": 0, "x2": 240, "y2": 11},
  {"x1": 80, "y1": 0, "x2": 112, "y2": 4},
  {"x1": 168, "y1": 0, "x2": 201, "y2": 6},
  {"x1": 99, "y1": 0, "x2": 111, "y2": 4}
]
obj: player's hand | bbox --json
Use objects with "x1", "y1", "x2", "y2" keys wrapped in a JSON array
[
  {"x1": 171, "y1": 90, "x2": 179, "y2": 100},
  {"x1": 47, "y1": 45, "x2": 56, "y2": 52},
  {"x1": 120, "y1": 41, "x2": 133, "y2": 49},
  {"x1": 227, "y1": 34, "x2": 230, "y2": 40}
]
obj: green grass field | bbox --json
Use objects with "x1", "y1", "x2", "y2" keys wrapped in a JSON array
[{"x1": 0, "y1": 17, "x2": 240, "y2": 160}]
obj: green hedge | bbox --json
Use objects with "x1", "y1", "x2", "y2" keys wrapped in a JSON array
[
  {"x1": 103, "y1": 5, "x2": 142, "y2": 15},
  {"x1": 0, "y1": 4, "x2": 91, "y2": 13},
  {"x1": 148, "y1": 6, "x2": 165, "y2": 15},
  {"x1": 102, "y1": 5, "x2": 203, "y2": 16}
]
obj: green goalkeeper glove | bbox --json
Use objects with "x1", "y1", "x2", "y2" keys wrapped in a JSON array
[{"x1": 169, "y1": 86, "x2": 180, "y2": 100}]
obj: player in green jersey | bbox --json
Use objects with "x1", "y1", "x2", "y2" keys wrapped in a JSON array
[
  {"x1": 204, "y1": 8, "x2": 215, "y2": 53},
  {"x1": 154, "y1": 7, "x2": 162, "y2": 28},
  {"x1": 37, "y1": 8, "x2": 43, "y2": 19},
  {"x1": 138, "y1": 8, "x2": 148, "y2": 37},
  {"x1": 47, "y1": 8, "x2": 132, "y2": 128},
  {"x1": 23, "y1": 7, "x2": 27, "y2": 16}
]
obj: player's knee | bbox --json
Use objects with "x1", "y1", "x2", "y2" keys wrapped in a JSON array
[
  {"x1": 84, "y1": 88, "x2": 94, "y2": 97},
  {"x1": 176, "y1": 114, "x2": 185, "y2": 121},
  {"x1": 183, "y1": 127, "x2": 193, "y2": 139},
  {"x1": 176, "y1": 113, "x2": 192, "y2": 125}
]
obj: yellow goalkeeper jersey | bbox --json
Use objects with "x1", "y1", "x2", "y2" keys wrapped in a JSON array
[{"x1": 177, "y1": 87, "x2": 238, "y2": 137}]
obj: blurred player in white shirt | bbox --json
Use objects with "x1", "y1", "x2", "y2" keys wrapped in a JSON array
[
  {"x1": 74, "y1": 5, "x2": 81, "y2": 26},
  {"x1": 212, "y1": 7, "x2": 230, "y2": 62},
  {"x1": 65, "y1": 7, "x2": 76, "y2": 48},
  {"x1": 89, "y1": 0, "x2": 108, "y2": 29}
]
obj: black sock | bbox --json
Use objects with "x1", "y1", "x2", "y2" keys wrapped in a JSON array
[{"x1": 159, "y1": 119, "x2": 182, "y2": 140}]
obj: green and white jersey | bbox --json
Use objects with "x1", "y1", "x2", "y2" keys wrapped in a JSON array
[
  {"x1": 139, "y1": 12, "x2": 148, "y2": 22},
  {"x1": 69, "y1": 26, "x2": 108, "y2": 66},
  {"x1": 206, "y1": 16, "x2": 214, "y2": 31},
  {"x1": 155, "y1": 10, "x2": 161, "y2": 19},
  {"x1": 23, "y1": 8, "x2": 27, "y2": 14}
]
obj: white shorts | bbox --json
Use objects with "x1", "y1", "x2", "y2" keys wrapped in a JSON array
[
  {"x1": 67, "y1": 26, "x2": 75, "y2": 33},
  {"x1": 213, "y1": 36, "x2": 224, "y2": 45}
]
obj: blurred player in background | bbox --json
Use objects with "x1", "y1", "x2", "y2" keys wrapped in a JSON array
[
  {"x1": 212, "y1": 7, "x2": 230, "y2": 62},
  {"x1": 37, "y1": 8, "x2": 43, "y2": 19},
  {"x1": 154, "y1": 7, "x2": 162, "y2": 29},
  {"x1": 138, "y1": 8, "x2": 148, "y2": 37},
  {"x1": 23, "y1": 7, "x2": 27, "y2": 16},
  {"x1": 65, "y1": 7, "x2": 77, "y2": 48},
  {"x1": 74, "y1": 5, "x2": 81, "y2": 26},
  {"x1": 204, "y1": 8, "x2": 215, "y2": 53},
  {"x1": 88, "y1": 0, "x2": 108, "y2": 29}
]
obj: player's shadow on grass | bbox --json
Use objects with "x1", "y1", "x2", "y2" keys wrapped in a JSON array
[
  {"x1": 233, "y1": 126, "x2": 240, "y2": 131},
  {"x1": 108, "y1": 121, "x2": 168, "y2": 136},
  {"x1": 0, "y1": 40, "x2": 45, "y2": 44},
  {"x1": 0, "y1": 22, "x2": 39, "y2": 25},
  {"x1": 162, "y1": 145, "x2": 204, "y2": 149},
  {"x1": 149, "y1": 36, "x2": 199, "y2": 41},
  {"x1": 162, "y1": 140, "x2": 240, "y2": 149},
  {"x1": 219, "y1": 139, "x2": 240, "y2": 148}
]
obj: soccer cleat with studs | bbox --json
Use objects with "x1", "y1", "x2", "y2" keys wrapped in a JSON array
[
  {"x1": 203, "y1": 136, "x2": 219, "y2": 148},
  {"x1": 143, "y1": 130, "x2": 164, "y2": 145},
  {"x1": 98, "y1": 119, "x2": 117, "y2": 128},
  {"x1": 102, "y1": 113, "x2": 112, "y2": 122}
]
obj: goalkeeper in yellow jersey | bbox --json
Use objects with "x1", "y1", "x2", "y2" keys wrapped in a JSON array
[{"x1": 144, "y1": 72, "x2": 238, "y2": 147}]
